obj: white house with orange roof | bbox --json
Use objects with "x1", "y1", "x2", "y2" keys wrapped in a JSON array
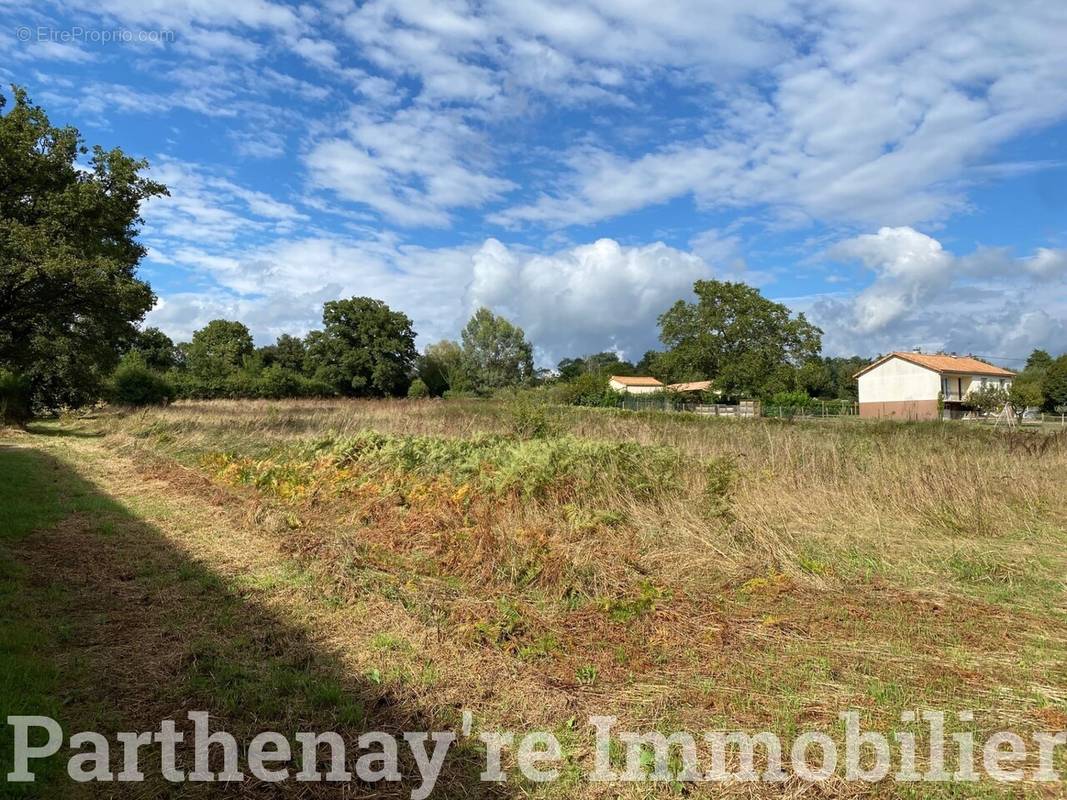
[
  {"x1": 854, "y1": 351, "x2": 1015, "y2": 420},
  {"x1": 608, "y1": 375, "x2": 663, "y2": 394}
]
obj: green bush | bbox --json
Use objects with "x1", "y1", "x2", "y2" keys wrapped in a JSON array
[
  {"x1": 0, "y1": 369, "x2": 32, "y2": 423},
  {"x1": 109, "y1": 358, "x2": 175, "y2": 406},
  {"x1": 169, "y1": 368, "x2": 333, "y2": 400},
  {"x1": 506, "y1": 395, "x2": 560, "y2": 439},
  {"x1": 551, "y1": 371, "x2": 621, "y2": 407},
  {"x1": 768, "y1": 390, "x2": 811, "y2": 408},
  {"x1": 407, "y1": 378, "x2": 430, "y2": 399}
]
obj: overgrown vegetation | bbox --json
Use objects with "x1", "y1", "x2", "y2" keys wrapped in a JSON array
[{"x1": 7, "y1": 398, "x2": 1067, "y2": 795}]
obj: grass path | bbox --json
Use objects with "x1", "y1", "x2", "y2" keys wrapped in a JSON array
[{"x1": 0, "y1": 429, "x2": 498, "y2": 798}]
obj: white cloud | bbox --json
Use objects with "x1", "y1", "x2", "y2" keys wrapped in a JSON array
[
  {"x1": 145, "y1": 233, "x2": 711, "y2": 363},
  {"x1": 806, "y1": 227, "x2": 1067, "y2": 356},
  {"x1": 495, "y1": 1, "x2": 1067, "y2": 229},
  {"x1": 468, "y1": 238, "x2": 708, "y2": 362},
  {"x1": 141, "y1": 158, "x2": 307, "y2": 244},
  {"x1": 304, "y1": 107, "x2": 515, "y2": 226},
  {"x1": 831, "y1": 227, "x2": 953, "y2": 333}
]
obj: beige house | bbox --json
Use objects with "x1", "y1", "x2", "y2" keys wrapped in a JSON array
[
  {"x1": 608, "y1": 375, "x2": 663, "y2": 394},
  {"x1": 854, "y1": 352, "x2": 1015, "y2": 420}
]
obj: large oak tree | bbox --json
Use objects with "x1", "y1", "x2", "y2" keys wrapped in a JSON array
[
  {"x1": 0, "y1": 86, "x2": 167, "y2": 410},
  {"x1": 305, "y1": 297, "x2": 417, "y2": 397},
  {"x1": 657, "y1": 280, "x2": 822, "y2": 398}
]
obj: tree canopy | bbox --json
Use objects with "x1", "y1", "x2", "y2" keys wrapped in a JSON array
[
  {"x1": 417, "y1": 339, "x2": 466, "y2": 396},
  {"x1": 460, "y1": 307, "x2": 535, "y2": 394},
  {"x1": 0, "y1": 86, "x2": 167, "y2": 410},
  {"x1": 656, "y1": 280, "x2": 823, "y2": 398},
  {"x1": 305, "y1": 297, "x2": 417, "y2": 397},
  {"x1": 1045, "y1": 355, "x2": 1067, "y2": 411},
  {"x1": 130, "y1": 327, "x2": 177, "y2": 372},
  {"x1": 185, "y1": 320, "x2": 255, "y2": 380}
]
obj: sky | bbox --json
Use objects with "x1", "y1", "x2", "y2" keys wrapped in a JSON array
[{"x1": 2, "y1": 0, "x2": 1066, "y2": 368}]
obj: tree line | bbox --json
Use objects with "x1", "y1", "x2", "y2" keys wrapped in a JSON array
[
  {"x1": 111, "y1": 301, "x2": 536, "y2": 404},
  {"x1": 109, "y1": 279, "x2": 877, "y2": 409}
]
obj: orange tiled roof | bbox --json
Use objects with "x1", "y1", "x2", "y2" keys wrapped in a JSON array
[
  {"x1": 610, "y1": 375, "x2": 663, "y2": 386},
  {"x1": 667, "y1": 380, "x2": 713, "y2": 392},
  {"x1": 855, "y1": 352, "x2": 1015, "y2": 379}
]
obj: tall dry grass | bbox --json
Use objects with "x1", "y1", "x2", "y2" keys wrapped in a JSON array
[{"x1": 67, "y1": 397, "x2": 1067, "y2": 789}]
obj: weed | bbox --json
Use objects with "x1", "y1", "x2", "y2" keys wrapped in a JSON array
[{"x1": 575, "y1": 664, "x2": 598, "y2": 685}]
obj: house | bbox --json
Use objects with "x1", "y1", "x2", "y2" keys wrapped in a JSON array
[
  {"x1": 608, "y1": 375, "x2": 663, "y2": 394},
  {"x1": 854, "y1": 351, "x2": 1015, "y2": 420},
  {"x1": 667, "y1": 380, "x2": 714, "y2": 394}
]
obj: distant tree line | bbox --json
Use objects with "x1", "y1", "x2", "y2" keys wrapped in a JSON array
[{"x1": 111, "y1": 302, "x2": 537, "y2": 406}]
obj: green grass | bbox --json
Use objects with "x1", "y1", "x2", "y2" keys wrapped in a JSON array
[{"x1": 0, "y1": 445, "x2": 79, "y2": 795}]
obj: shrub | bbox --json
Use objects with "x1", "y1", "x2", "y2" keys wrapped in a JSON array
[
  {"x1": 551, "y1": 371, "x2": 620, "y2": 407},
  {"x1": 169, "y1": 368, "x2": 334, "y2": 400},
  {"x1": 109, "y1": 357, "x2": 175, "y2": 406},
  {"x1": 0, "y1": 369, "x2": 31, "y2": 424},
  {"x1": 704, "y1": 455, "x2": 737, "y2": 517},
  {"x1": 967, "y1": 384, "x2": 1009, "y2": 416},
  {"x1": 506, "y1": 395, "x2": 560, "y2": 439},
  {"x1": 407, "y1": 378, "x2": 430, "y2": 399},
  {"x1": 768, "y1": 390, "x2": 811, "y2": 408}
]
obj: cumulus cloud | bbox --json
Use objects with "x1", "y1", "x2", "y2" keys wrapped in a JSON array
[
  {"x1": 468, "y1": 238, "x2": 708, "y2": 361},
  {"x1": 806, "y1": 227, "x2": 1067, "y2": 357},
  {"x1": 831, "y1": 227, "x2": 953, "y2": 333},
  {"x1": 145, "y1": 235, "x2": 711, "y2": 363}
]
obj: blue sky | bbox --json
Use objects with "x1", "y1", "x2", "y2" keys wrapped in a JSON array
[{"x1": 3, "y1": 0, "x2": 1066, "y2": 367}]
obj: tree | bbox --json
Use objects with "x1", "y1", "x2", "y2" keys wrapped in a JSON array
[
  {"x1": 130, "y1": 327, "x2": 177, "y2": 372},
  {"x1": 257, "y1": 333, "x2": 307, "y2": 374},
  {"x1": 635, "y1": 350, "x2": 666, "y2": 379},
  {"x1": 185, "y1": 320, "x2": 255, "y2": 380},
  {"x1": 407, "y1": 378, "x2": 430, "y2": 399},
  {"x1": 305, "y1": 297, "x2": 416, "y2": 397},
  {"x1": 0, "y1": 86, "x2": 168, "y2": 409},
  {"x1": 460, "y1": 308, "x2": 535, "y2": 394},
  {"x1": 1025, "y1": 349, "x2": 1053, "y2": 372},
  {"x1": 556, "y1": 352, "x2": 636, "y2": 382},
  {"x1": 417, "y1": 339, "x2": 467, "y2": 396},
  {"x1": 1045, "y1": 355, "x2": 1067, "y2": 411},
  {"x1": 657, "y1": 280, "x2": 822, "y2": 398},
  {"x1": 109, "y1": 352, "x2": 174, "y2": 406},
  {"x1": 1009, "y1": 375, "x2": 1045, "y2": 410},
  {"x1": 556, "y1": 357, "x2": 586, "y2": 382},
  {"x1": 273, "y1": 334, "x2": 307, "y2": 374},
  {"x1": 824, "y1": 356, "x2": 871, "y2": 401},
  {"x1": 968, "y1": 384, "x2": 1010, "y2": 416}
]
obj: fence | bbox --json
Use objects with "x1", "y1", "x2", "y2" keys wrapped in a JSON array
[
  {"x1": 617, "y1": 395, "x2": 856, "y2": 419},
  {"x1": 762, "y1": 402, "x2": 858, "y2": 419}
]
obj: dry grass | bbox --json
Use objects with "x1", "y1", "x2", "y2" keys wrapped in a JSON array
[{"x1": 10, "y1": 398, "x2": 1067, "y2": 797}]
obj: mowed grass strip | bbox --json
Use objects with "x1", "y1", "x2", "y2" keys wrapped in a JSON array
[{"x1": 0, "y1": 442, "x2": 81, "y2": 795}]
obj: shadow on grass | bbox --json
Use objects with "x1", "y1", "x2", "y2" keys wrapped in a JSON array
[
  {"x1": 0, "y1": 444, "x2": 510, "y2": 798},
  {"x1": 20, "y1": 422, "x2": 104, "y2": 439}
]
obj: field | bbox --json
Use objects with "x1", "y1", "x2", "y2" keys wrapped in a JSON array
[{"x1": 2, "y1": 398, "x2": 1066, "y2": 798}]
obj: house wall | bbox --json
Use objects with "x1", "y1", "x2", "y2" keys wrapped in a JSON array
[
  {"x1": 858, "y1": 399, "x2": 940, "y2": 420},
  {"x1": 608, "y1": 380, "x2": 661, "y2": 394},
  {"x1": 857, "y1": 358, "x2": 940, "y2": 403}
]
